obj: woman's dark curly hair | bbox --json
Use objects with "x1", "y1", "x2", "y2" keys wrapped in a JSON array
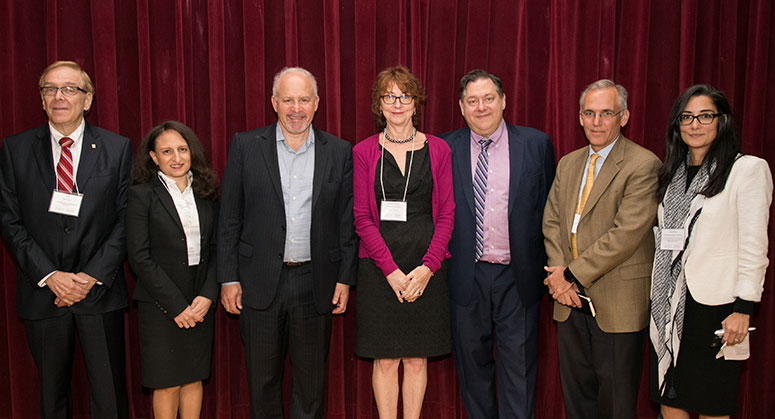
[
  {"x1": 130, "y1": 120, "x2": 218, "y2": 200},
  {"x1": 370, "y1": 65, "x2": 426, "y2": 132}
]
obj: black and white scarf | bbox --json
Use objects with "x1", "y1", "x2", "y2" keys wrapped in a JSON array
[{"x1": 650, "y1": 154, "x2": 712, "y2": 396}]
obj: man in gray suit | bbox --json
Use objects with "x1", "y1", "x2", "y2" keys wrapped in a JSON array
[{"x1": 218, "y1": 67, "x2": 357, "y2": 419}]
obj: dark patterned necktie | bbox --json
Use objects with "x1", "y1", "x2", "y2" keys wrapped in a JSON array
[{"x1": 474, "y1": 138, "x2": 492, "y2": 261}]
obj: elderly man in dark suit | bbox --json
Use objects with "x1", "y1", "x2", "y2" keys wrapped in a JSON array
[
  {"x1": 441, "y1": 69, "x2": 555, "y2": 419},
  {"x1": 0, "y1": 61, "x2": 132, "y2": 418},
  {"x1": 218, "y1": 67, "x2": 357, "y2": 419},
  {"x1": 543, "y1": 79, "x2": 660, "y2": 419}
]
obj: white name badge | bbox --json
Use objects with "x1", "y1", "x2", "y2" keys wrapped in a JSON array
[
  {"x1": 660, "y1": 228, "x2": 685, "y2": 250},
  {"x1": 571, "y1": 213, "x2": 581, "y2": 234},
  {"x1": 49, "y1": 190, "x2": 83, "y2": 217},
  {"x1": 380, "y1": 200, "x2": 407, "y2": 222}
]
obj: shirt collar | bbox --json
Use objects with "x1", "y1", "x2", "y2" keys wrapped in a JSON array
[
  {"x1": 470, "y1": 119, "x2": 507, "y2": 147},
  {"x1": 157, "y1": 170, "x2": 193, "y2": 193},
  {"x1": 49, "y1": 118, "x2": 85, "y2": 146},
  {"x1": 588, "y1": 135, "x2": 619, "y2": 160},
  {"x1": 276, "y1": 124, "x2": 315, "y2": 149}
]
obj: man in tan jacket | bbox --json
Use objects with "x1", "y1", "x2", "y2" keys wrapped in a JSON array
[{"x1": 542, "y1": 79, "x2": 660, "y2": 419}]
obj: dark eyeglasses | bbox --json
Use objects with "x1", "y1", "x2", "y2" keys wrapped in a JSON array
[{"x1": 678, "y1": 113, "x2": 722, "y2": 126}]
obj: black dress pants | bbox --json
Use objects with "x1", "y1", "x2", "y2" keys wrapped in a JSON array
[
  {"x1": 557, "y1": 309, "x2": 644, "y2": 419},
  {"x1": 25, "y1": 309, "x2": 128, "y2": 419},
  {"x1": 240, "y1": 264, "x2": 332, "y2": 419}
]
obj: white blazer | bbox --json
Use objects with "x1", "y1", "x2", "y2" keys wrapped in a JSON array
[{"x1": 657, "y1": 155, "x2": 773, "y2": 305}]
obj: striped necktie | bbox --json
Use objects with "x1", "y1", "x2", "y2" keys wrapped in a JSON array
[
  {"x1": 57, "y1": 137, "x2": 75, "y2": 193},
  {"x1": 474, "y1": 138, "x2": 492, "y2": 261}
]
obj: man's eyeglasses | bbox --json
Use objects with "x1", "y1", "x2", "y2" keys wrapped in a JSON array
[
  {"x1": 381, "y1": 94, "x2": 414, "y2": 105},
  {"x1": 40, "y1": 86, "x2": 88, "y2": 97},
  {"x1": 579, "y1": 109, "x2": 624, "y2": 121},
  {"x1": 678, "y1": 113, "x2": 722, "y2": 126}
]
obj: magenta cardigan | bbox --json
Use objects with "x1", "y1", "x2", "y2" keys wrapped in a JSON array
[{"x1": 352, "y1": 133, "x2": 455, "y2": 277}]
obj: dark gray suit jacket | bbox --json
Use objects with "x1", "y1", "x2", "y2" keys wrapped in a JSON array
[
  {"x1": 0, "y1": 123, "x2": 132, "y2": 320},
  {"x1": 217, "y1": 124, "x2": 357, "y2": 314}
]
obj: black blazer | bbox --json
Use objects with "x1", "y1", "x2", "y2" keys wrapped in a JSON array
[
  {"x1": 126, "y1": 178, "x2": 219, "y2": 319},
  {"x1": 217, "y1": 124, "x2": 358, "y2": 314},
  {"x1": 441, "y1": 124, "x2": 555, "y2": 307},
  {"x1": 0, "y1": 123, "x2": 133, "y2": 320}
]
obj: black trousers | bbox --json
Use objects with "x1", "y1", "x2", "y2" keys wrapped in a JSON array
[
  {"x1": 240, "y1": 264, "x2": 332, "y2": 419},
  {"x1": 450, "y1": 262, "x2": 540, "y2": 419},
  {"x1": 557, "y1": 309, "x2": 644, "y2": 419},
  {"x1": 24, "y1": 309, "x2": 129, "y2": 419}
]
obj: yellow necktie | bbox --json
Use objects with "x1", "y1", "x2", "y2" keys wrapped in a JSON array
[{"x1": 571, "y1": 153, "x2": 600, "y2": 259}]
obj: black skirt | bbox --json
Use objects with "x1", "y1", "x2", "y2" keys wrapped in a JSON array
[
  {"x1": 650, "y1": 290, "x2": 743, "y2": 416},
  {"x1": 137, "y1": 265, "x2": 215, "y2": 389}
]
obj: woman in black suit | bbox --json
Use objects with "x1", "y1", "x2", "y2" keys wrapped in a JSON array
[{"x1": 127, "y1": 121, "x2": 219, "y2": 419}]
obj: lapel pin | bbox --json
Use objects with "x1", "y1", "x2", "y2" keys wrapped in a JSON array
[{"x1": 91, "y1": 144, "x2": 96, "y2": 149}]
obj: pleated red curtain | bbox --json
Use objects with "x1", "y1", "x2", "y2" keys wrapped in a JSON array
[{"x1": 1, "y1": 0, "x2": 774, "y2": 418}]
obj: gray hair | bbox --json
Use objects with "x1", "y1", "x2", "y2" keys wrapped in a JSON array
[
  {"x1": 272, "y1": 67, "x2": 318, "y2": 98},
  {"x1": 579, "y1": 79, "x2": 627, "y2": 111}
]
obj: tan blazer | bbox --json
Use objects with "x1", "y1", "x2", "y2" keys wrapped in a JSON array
[{"x1": 543, "y1": 136, "x2": 661, "y2": 333}]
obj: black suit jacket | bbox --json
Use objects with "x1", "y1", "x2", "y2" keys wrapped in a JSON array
[
  {"x1": 0, "y1": 123, "x2": 132, "y2": 320},
  {"x1": 126, "y1": 178, "x2": 219, "y2": 319},
  {"x1": 441, "y1": 124, "x2": 555, "y2": 307},
  {"x1": 217, "y1": 124, "x2": 357, "y2": 314}
]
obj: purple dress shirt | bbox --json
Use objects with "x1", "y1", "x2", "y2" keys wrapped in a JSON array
[{"x1": 469, "y1": 120, "x2": 510, "y2": 264}]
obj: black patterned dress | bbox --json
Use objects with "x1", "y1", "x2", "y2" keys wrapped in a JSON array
[{"x1": 355, "y1": 143, "x2": 451, "y2": 359}]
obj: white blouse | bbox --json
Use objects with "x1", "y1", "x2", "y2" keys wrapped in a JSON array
[{"x1": 158, "y1": 171, "x2": 201, "y2": 266}]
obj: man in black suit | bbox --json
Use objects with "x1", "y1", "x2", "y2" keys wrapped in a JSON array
[
  {"x1": 441, "y1": 69, "x2": 554, "y2": 419},
  {"x1": 0, "y1": 61, "x2": 131, "y2": 418},
  {"x1": 218, "y1": 67, "x2": 357, "y2": 419}
]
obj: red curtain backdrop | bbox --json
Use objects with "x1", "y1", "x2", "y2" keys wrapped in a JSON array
[{"x1": 1, "y1": 0, "x2": 774, "y2": 418}]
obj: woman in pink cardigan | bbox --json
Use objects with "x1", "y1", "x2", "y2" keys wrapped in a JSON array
[{"x1": 352, "y1": 66, "x2": 455, "y2": 418}]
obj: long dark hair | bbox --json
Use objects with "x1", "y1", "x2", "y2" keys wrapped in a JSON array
[
  {"x1": 656, "y1": 85, "x2": 740, "y2": 201},
  {"x1": 130, "y1": 120, "x2": 218, "y2": 200}
]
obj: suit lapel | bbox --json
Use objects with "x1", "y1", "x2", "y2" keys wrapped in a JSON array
[
  {"x1": 507, "y1": 125, "x2": 525, "y2": 216},
  {"x1": 451, "y1": 128, "x2": 476, "y2": 216},
  {"x1": 195, "y1": 195, "x2": 213, "y2": 243},
  {"x1": 32, "y1": 126, "x2": 56, "y2": 191},
  {"x1": 152, "y1": 178, "x2": 184, "y2": 232},
  {"x1": 580, "y1": 137, "x2": 625, "y2": 218},
  {"x1": 76, "y1": 124, "x2": 101, "y2": 191},
  {"x1": 257, "y1": 125, "x2": 284, "y2": 203},
  {"x1": 311, "y1": 128, "x2": 328, "y2": 212}
]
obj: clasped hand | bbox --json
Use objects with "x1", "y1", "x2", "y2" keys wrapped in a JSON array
[
  {"x1": 386, "y1": 265, "x2": 432, "y2": 303},
  {"x1": 543, "y1": 266, "x2": 582, "y2": 308},
  {"x1": 50, "y1": 271, "x2": 97, "y2": 307},
  {"x1": 174, "y1": 296, "x2": 212, "y2": 329}
]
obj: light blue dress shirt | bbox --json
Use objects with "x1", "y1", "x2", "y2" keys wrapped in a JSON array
[{"x1": 276, "y1": 125, "x2": 315, "y2": 262}]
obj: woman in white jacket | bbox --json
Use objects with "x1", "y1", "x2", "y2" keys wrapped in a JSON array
[{"x1": 649, "y1": 85, "x2": 772, "y2": 419}]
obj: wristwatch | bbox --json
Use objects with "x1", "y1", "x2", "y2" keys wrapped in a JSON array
[{"x1": 563, "y1": 267, "x2": 576, "y2": 283}]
